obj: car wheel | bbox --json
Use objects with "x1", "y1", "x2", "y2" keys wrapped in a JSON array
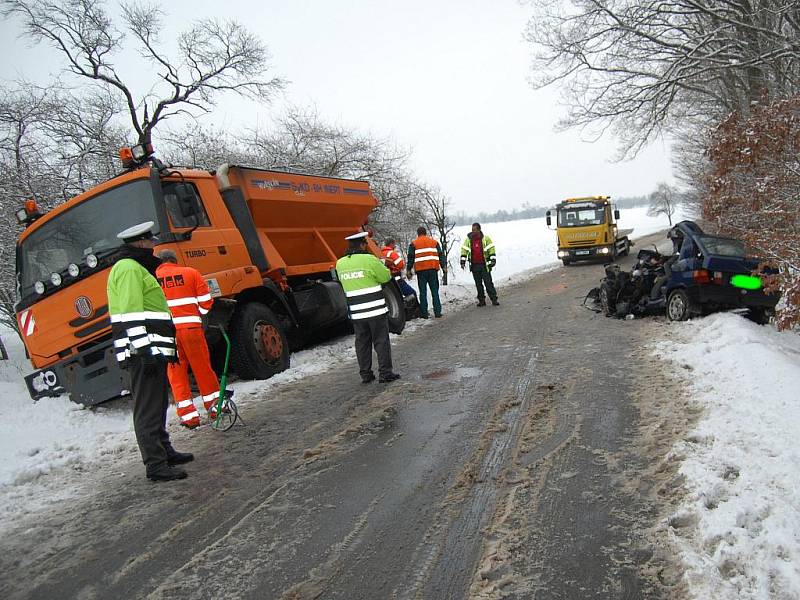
[
  {"x1": 666, "y1": 289, "x2": 692, "y2": 321},
  {"x1": 746, "y1": 308, "x2": 772, "y2": 325},
  {"x1": 599, "y1": 282, "x2": 616, "y2": 317}
]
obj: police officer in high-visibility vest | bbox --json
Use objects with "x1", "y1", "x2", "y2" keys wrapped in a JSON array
[
  {"x1": 460, "y1": 222, "x2": 499, "y2": 306},
  {"x1": 156, "y1": 250, "x2": 220, "y2": 429},
  {"x1": 406, "y1": 226, "x2": 445, "y2": 319},
  {"x1": 336, "y1": 231, "x2": 401, "y2": 384},
  {"x1": 107, "y1": 222, "x2": 193, "y2": 482}
]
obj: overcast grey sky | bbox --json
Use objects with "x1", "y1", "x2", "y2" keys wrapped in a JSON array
[{"x1": 2, "y1": 0, "x2": 675, "y2": 213}]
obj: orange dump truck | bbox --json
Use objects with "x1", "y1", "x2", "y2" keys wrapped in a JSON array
[{"x1": 15, "y1": 150, "x2": 406, "y2": 405}]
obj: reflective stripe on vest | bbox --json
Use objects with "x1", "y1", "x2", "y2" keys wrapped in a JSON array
[
  {"x1": 344, "y1": 286, "x2": 387, "y2": 319},
  {"x1": 412, "y1": 237, "x2": 440, "y2": 271}
]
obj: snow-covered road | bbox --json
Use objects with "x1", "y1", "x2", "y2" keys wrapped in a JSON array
[{"x1": 2, "y1": 206, "x2": 799, "y2": 598}]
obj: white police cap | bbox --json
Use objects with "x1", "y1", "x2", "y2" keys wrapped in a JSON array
[
  {"x1": 117, "y1": 221, "x2": 155, "y2": 243},
  {"x1": 345, "y1": 231, "x2": 369, "y2": 241}
]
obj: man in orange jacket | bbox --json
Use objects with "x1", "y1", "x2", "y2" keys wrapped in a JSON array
[
  {"x1": 155, "y1": 250, "x2": 220, "y2": 429},
  {"x1": 406, "y1": 226, "x2": 445, "y2": 318}
]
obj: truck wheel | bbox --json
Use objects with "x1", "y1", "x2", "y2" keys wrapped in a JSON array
[
  {"x1": 562, "y1": 258, "x2": 571, "y2": 266},
  {"x1": 385, "y1": 285, "x2": 406, "y2": 334},
  {"x1": 230, "y1": 302, "x2": 290, "y2": 379},
  {"x1": 599, "y1": 282, "x2": 616, "y2": 317},
  {"x1": 666, "y1": 289, "x2": 692, "y2": 321},
  {"x1": 620, "y1": 239, "x2": 630, "y2": 256}
]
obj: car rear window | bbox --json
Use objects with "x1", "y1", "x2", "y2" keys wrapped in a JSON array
[{"x1": 697, "y1": 236, "x2": 746, "y2": 257}]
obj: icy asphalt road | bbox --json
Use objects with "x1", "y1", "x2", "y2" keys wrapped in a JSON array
[{"x1": 2, "y1": 233, "x2": 683, "y2": 599}]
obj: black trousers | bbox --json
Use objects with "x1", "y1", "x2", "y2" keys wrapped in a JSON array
[
  {"x1": 129, "y1": 358, "x2": 174, "y2": 472},
  {"x1": 352, "y1": 315, "x2": 393, "y2": 378},
  {"x1": 471, "y1": 264, "x2": 497, "y2": 300}
]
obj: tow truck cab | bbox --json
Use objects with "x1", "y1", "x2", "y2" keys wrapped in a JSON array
[{"x1": 546, "y1": 196, "x2": 632, "y2": 265}]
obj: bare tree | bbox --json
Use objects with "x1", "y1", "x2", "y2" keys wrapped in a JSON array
[
  {"x1": 3, "y1": 0, "x2": 285, "y2": 147},
  {"x1": 647, "y1": 182, "x2": 679, "y2": 226},
  {"x1": 0, "y1": 83, "x2": 126, "y2": 338},
  {"x1": 524, "y1": 0, "x2": 800, "y2": 159}
]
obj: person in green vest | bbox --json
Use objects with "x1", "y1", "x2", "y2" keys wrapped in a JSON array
[
  {"x1": 335, "y1": 231, "x2": 401, "y2": 384},
  {"x1": 107, "y1": 222, "x2": 193, "y2": 482},
  {"x1": 460, "y1": 222, "x2": 499, "y2": 307}
]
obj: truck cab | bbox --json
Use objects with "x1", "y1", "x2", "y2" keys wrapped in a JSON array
[
  {"x1": 16, "y1": 149, "x2": 406, "y2": 405},
  {"x1": 546, "y1": 196, "x2": 632, "y2": 265}
]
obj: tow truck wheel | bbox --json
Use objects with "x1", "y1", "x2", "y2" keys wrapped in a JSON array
[
  {"x1": 230, "y1": 302, "x2": 291, "y2": 379},
  {"x1": 666, "y1": 289, "x2": 692, "y2": 321},
  {"x1": 562, "y1": 258, "x2": 570, "y2": 266}
]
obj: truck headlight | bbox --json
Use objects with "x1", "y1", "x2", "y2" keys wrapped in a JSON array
[
  {"x1": 34, "y1": 281, "x2": 45, "y2": 294},
  {"x1": 68, "y1": 263, "x2": 80, "y2": 277},
  {"x1": 557, "y1": 250, "x2": 568, "y2": 258},
  {"x1": 599, "y1": 247, "x2": 610, "y2": 254},
  {"x1": 50, "y1": 272, "x2": 62, "y2": 286}
]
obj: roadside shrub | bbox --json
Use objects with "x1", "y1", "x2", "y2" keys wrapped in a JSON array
[{"x1": 703, "y1": 95, "x2": 800, "y2": 329}]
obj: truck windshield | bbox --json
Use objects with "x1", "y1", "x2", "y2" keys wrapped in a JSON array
[
  {"x1": 558, "y1": 204, "x2": 605, "y2": 227},
  {"x1": 17, "y1": 179, "x2": 158, "y2": 295}
]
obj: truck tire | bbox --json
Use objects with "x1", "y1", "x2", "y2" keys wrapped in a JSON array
[
  {"x1": 620, "y1": 239, "x2": 630, "y2": 256},
  {"x1": 385, "y1": 285, "x2": 406, "y2": 334},
  {"x1": 562, "y1": 258, "x2": 571, "y2": 266},
  {"x1": 599, "y1": 282, "x2": 616, "y2": 317},
  {"x1": 230, "y1": 302, "x2": 290, "y2": 379},
  {"x1": 666, "y1": 289, "x2": 693, "y2": 321}
]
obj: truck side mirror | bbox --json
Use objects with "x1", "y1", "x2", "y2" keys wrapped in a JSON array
[
  {"x1": 614, "y1": 209, "x2": 620, "y2": 220},
  {"x1": 175, "y1": 184, "x2": 200, "y2": 219},
  {"x1": 546, "y1": 210, "x2": 552, "y2": 227}
]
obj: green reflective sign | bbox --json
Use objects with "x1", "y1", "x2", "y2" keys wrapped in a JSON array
[{"x1": 730, "y1": 274, "x2": 762, "y2": 290}]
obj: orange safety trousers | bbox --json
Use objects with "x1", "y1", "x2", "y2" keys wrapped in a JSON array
[{"x1": 168, "y1": 326, "x2": 220, "y2": 427}]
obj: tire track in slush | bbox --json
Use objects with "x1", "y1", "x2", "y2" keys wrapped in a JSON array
[{"x1": 396, "y1": 343, "x2": 543, "y2": 599}]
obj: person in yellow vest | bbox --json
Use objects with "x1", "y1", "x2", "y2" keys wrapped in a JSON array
[
  {"x1": 406, "y1": 226, "x2": 445, "y2": 319},
  {"x1": 107, "y1": 222, "x2": 192, "y2": 482},
  {"x1": 336, "y1": 232, "x2": 401, "y2": 384}
]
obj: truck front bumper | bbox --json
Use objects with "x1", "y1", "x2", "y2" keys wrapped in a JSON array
[
  {"x1": 25, "y1": 337, "x2": 130, "y2": 406},
  {"x1": 558, "y1": 246, "x2": 613, "y2": 260}
]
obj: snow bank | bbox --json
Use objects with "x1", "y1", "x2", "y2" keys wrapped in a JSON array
[{"x1": 654, "y1": 313, "x2": 800, "y2": 599}]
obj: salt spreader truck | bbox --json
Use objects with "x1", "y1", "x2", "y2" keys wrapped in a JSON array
[
  {"x1": 546, "y1": 196, "x2": 632, "y2": 265},
  {"x1": 15, "y1": 144, "x2": 407, "y2": 405}
]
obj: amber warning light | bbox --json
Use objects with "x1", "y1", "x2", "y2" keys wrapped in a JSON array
[
  {"x1": 119, "y1": 142, "x2": 155, "y2": 168},
  {"x1": 16, "y1": 198, "x2": 42, "y2": 226}
]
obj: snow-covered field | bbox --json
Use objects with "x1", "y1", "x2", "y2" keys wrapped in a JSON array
[{"x1": 2, "y1": 205, "x2": 798, "y2": 598}]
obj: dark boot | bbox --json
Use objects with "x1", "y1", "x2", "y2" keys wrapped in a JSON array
[
  {"x1": 491, "y1": 298, "x2": 499, "y2": 306},
  {"x1": 147, "y1": 463, "x2": 188, "y2": 482},
  {"x1": 379, "y1": 373, "x2": 401, "y2": 383},
  {"x1": 361, "y1": 372, "x2": 376, "y2": 384},
  {"x1": 166, "y1": 450, "x2": 194, "y2": 465},
  {"x1": 477, "y1": 298, "x2": 486, "y2": 307}
]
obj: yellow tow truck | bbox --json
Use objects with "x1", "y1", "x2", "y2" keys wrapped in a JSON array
[{"x1": 545, "y1": 196, "x2": 633, "y2": 266}]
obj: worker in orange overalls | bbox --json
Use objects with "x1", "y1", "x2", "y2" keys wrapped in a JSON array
[
  {"x1": 380, "y1": 238, "x2": 416, "y2": 298},
  {"x1": 155, "y1": 250, "x2": 220, "y2": 429}
]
